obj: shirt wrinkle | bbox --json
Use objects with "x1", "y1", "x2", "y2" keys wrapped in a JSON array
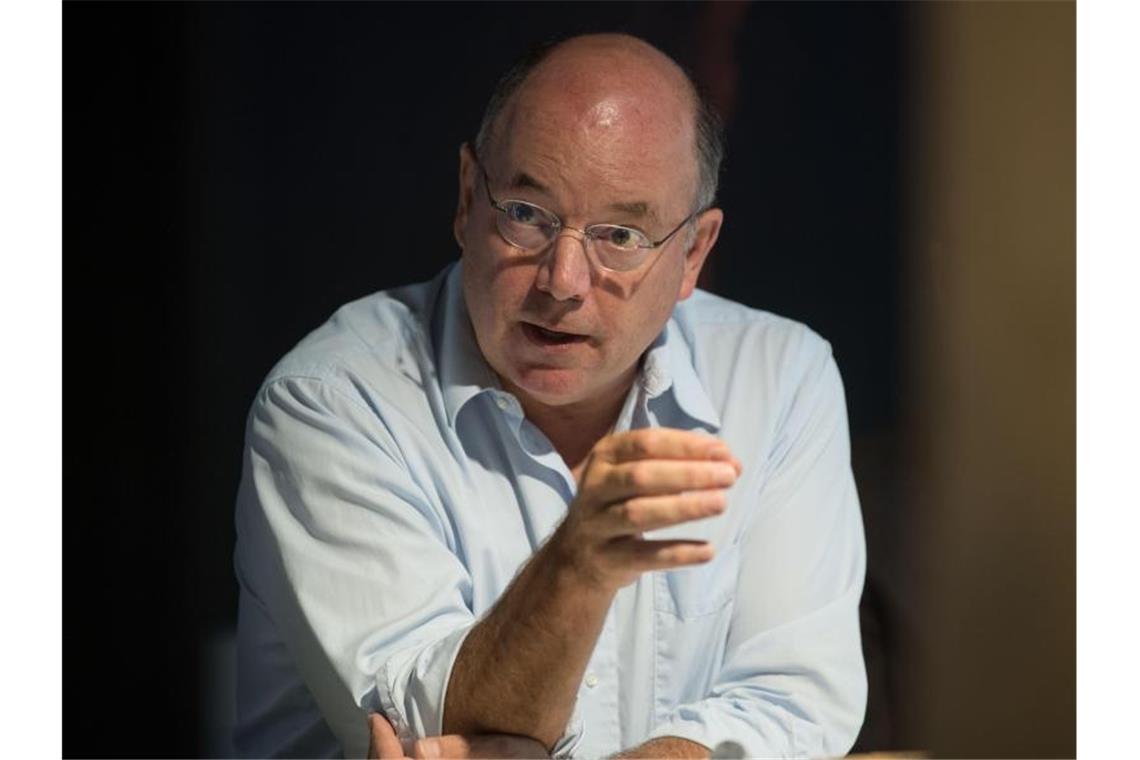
[{"x1": 233, "y1": 260, "x2": 867, "y2": 759}]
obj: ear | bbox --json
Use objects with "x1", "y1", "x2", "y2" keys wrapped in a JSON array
[
  {"x1": 453, "y1": 142, "x2": 479, "y2": 251},
  {"x1": 677, "y1": 207, "x2": 723, "y2": 300}
]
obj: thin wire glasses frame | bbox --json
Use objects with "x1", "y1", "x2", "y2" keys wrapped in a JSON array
[{"x1": 477, "y1": 162, "x2": 700, "y2": 272}]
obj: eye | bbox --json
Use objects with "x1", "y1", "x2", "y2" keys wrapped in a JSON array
[
  {"x1": 596, "y1": 225, "x2": 646, "y2": 250},
  {"x1": 504, "y1": 201, "x2": 540, "y2": 225}
]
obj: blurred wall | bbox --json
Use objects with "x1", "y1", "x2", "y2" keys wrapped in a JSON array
[{"x1": 902, "y1": 2, "x2": 1075, "y2": 756}]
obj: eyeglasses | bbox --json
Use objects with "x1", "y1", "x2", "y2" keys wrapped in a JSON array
[{"x1": 478, "y1": 165, "x2": 698, "y2": 273}]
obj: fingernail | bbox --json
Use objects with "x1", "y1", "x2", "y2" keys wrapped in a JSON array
[{"x1": 418, "y1": 739, "x2": 441, "y2": 759}]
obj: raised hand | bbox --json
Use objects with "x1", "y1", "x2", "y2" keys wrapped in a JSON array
[{"x1": 551, "y1": 428, "x2": 741, "y2": 592}]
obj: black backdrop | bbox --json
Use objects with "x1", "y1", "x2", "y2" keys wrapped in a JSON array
[{"x1": 66, "y1": 3, "x2": 903, "y2": 756}]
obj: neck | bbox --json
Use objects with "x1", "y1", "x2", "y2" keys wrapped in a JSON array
[{"x1": 508, "y1": 369, "x2": 636, "y2": 474}]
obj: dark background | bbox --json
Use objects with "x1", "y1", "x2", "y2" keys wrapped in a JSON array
[{"x1": 65, "y1": 2, "x2": 1021, "y2": 757}]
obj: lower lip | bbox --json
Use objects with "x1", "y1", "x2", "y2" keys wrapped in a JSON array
[{"x1": 520, "y1": 322, "x2": 590, "y2": 351}]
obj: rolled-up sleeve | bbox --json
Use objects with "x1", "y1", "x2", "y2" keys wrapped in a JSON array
[
  {"x1": 647, "y1": 343, "x2": 867, "y2": 758},
  {"x1": 235, "y1": 375, "x2": 474, "y2": 756}
]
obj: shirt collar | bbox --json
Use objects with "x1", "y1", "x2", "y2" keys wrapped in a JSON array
[
  {"x1": 435, "y1": 261, "x2": 502, "y2": 428},
  {"x1": 434, "y1": 261, "x2": 720, "y2": 432},
  {"x1": 639, "y1": 317, "x2": 722, "y2": 431}
]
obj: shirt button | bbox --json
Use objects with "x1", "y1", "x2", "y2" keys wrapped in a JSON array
[
  {"x1": 584, "y1": 673, "x2": 598, "y2": 688},
  {"x1": 495, "y1": 396, "x2": 509, "y2": 410}
]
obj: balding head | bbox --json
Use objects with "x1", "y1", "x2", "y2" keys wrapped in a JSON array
[
  {"x1": 474, "y1": 34, "x2": 724, "y2": 212},
  {"x1": 453, "y1": 33, "x2": 727, "y2": 417}
]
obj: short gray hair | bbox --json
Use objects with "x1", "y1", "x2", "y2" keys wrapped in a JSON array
[{"x1": 473, "y1": 38, "x2": 726, "y2": 214}]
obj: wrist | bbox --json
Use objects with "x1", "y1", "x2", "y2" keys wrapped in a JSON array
[{"x1": 545, "y1": 520, "x2": 616, "y2": 597}]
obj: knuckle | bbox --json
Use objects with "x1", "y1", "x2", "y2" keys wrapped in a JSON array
[
  {"x1": 626, "y1": 462, "x2": 651, "y2": 490},
  {"x1": 584, "y1": 461, "x2": 615, "y2": 495},
  {"x1": 694, "y1": 462, "x2": 728, "y2": 488},
  {"x1": 633, "y1": 430, "x2": 661, "y2": 455},
  {"x1": 683, "y1": 466, "x2": 707, "y2": 490},
  {"x1": 624, "y1": 430, "x2": 651, "y2": 458},
  {"x1": 598, "y1": 465, "x2": 623, "y2": 494},
  {"x1": 585, "y1": 459, "x2": 608, "y2": 484},
  {"x1": 622, "y1": 500, "x2": 649, "y2": 529},
  {"x1": 596, "y1": 435, "x2": 617, "y2": 457},
  {"x1": 685, "y1": 495, "x2": 710, "y2": 519},
  {"x1": 632, "y1": 435, "x2": 651, "y2": 458}
]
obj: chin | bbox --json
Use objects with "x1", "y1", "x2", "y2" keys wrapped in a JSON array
[{"x1": 506, "y1": 366, "x2": 594, "y2": 407}]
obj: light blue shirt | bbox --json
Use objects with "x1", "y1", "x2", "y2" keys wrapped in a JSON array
[{"x1": 234, "y1": 262, "x2": 866, "y2": 759}]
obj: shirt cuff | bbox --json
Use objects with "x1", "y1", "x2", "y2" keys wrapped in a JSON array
[
  {"x1": 649, "y1": 699, "x2": 830, "y2": 759},
  {"x1": 550, "y1": 700, "x2": 584, "y2": 759},
  {"x1": 375, "y1": 624, "x2": 475, "y2": 749}
]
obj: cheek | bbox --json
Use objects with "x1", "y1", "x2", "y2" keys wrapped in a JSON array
[
  {"x1": 464, "y1": 250, "x2": 532, "y2": 330},
  {"x1": 462, "y1": 253, "x2": 496, "y2": 334},
  {"x1": 611, "y1": 269, "x2": 683, "y2": 333}
]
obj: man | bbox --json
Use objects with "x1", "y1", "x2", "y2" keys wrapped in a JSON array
[{"x1": 235, "y1": 33, "x2": 866, "y2": 759}]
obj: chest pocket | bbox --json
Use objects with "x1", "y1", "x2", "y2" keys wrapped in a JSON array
[{"x1": 654, "y1": 539, "x2": 741, "y2": 619}]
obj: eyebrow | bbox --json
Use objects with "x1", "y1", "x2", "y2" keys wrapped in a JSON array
[
  {"x1": 507, "y1": 171, "x2": 548, "y2": 193},
  {"x1": 506, "y1": 171, "x2": 658, "y2": 222},
  {"x1": 608, "y1": 200, "x2": 651, "y2": 218}
]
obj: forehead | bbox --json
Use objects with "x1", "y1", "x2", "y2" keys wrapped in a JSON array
[{"x1": 489, "y1": 53, "x2": 699, "y2": 216}]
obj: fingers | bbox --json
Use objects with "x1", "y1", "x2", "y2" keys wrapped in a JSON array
[
  {"x1": 415, "y1": 734, "x2": 549, "y2": 759},
  {"x1": 556, "y1": 428, "x2": 741, "y2": 592},
  {"x1": 367, "y1": 713, "x2": 405, "y2": 760},
  {"x1": 586, "y1": 430, "x2": 742, "y2": 507},
  {"x1": 596, "y1": 489, "x2": 727, "y2": 537},
  {"x1": 596, "y1": 459, "x2": 739, "y2": 503},
  {"x1": 601, "y1": 536, "x2": 717, "y2": 572},
  {"x1": 602, "y1": 428, "x2": 739, "y2": 469},
  {"x1": 414, "y1": 735, "x2": 467, "y2": 758}
]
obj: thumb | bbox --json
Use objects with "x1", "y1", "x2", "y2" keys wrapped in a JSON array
[{"x1": 366, "y1": 712, "x2": 406, "y2": 759}]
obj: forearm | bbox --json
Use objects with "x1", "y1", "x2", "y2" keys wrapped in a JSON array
[
  {"x1": 612, "y1": 736, "x2": 710, "y2": 759},
  {"x1": 441, "y1": 429, "x2": 739, "y2": 751},
  {"x1": 442, "y1": 523, "x2": 614, "y2": 749}
]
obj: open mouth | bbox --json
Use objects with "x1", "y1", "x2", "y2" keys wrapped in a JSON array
[{"x1": 521, "y1": 322, "x2": 590, "y2": 346}]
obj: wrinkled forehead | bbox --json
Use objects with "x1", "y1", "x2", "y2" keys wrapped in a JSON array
[{"x1": 488, "y1": 59, "x2": 700, "y2": 209}]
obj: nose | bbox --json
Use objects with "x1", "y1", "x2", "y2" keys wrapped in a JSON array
[{"x1": 534, "y1": 229, "x2": 592, "y2": 302}]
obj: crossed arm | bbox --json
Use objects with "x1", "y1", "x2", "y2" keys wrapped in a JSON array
[
  {"x1": 240, "y1": 345, "x2": 865, "y2": 758},
  {"x1": 366, "y1": 712, "x2": 707, "y2": 759},
  {"x1": 368, "y1": 428, "x2": 741, "y2": 758},
  {"x1": 438, "y1": 430, "x2": 740, "y2": 754}
]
